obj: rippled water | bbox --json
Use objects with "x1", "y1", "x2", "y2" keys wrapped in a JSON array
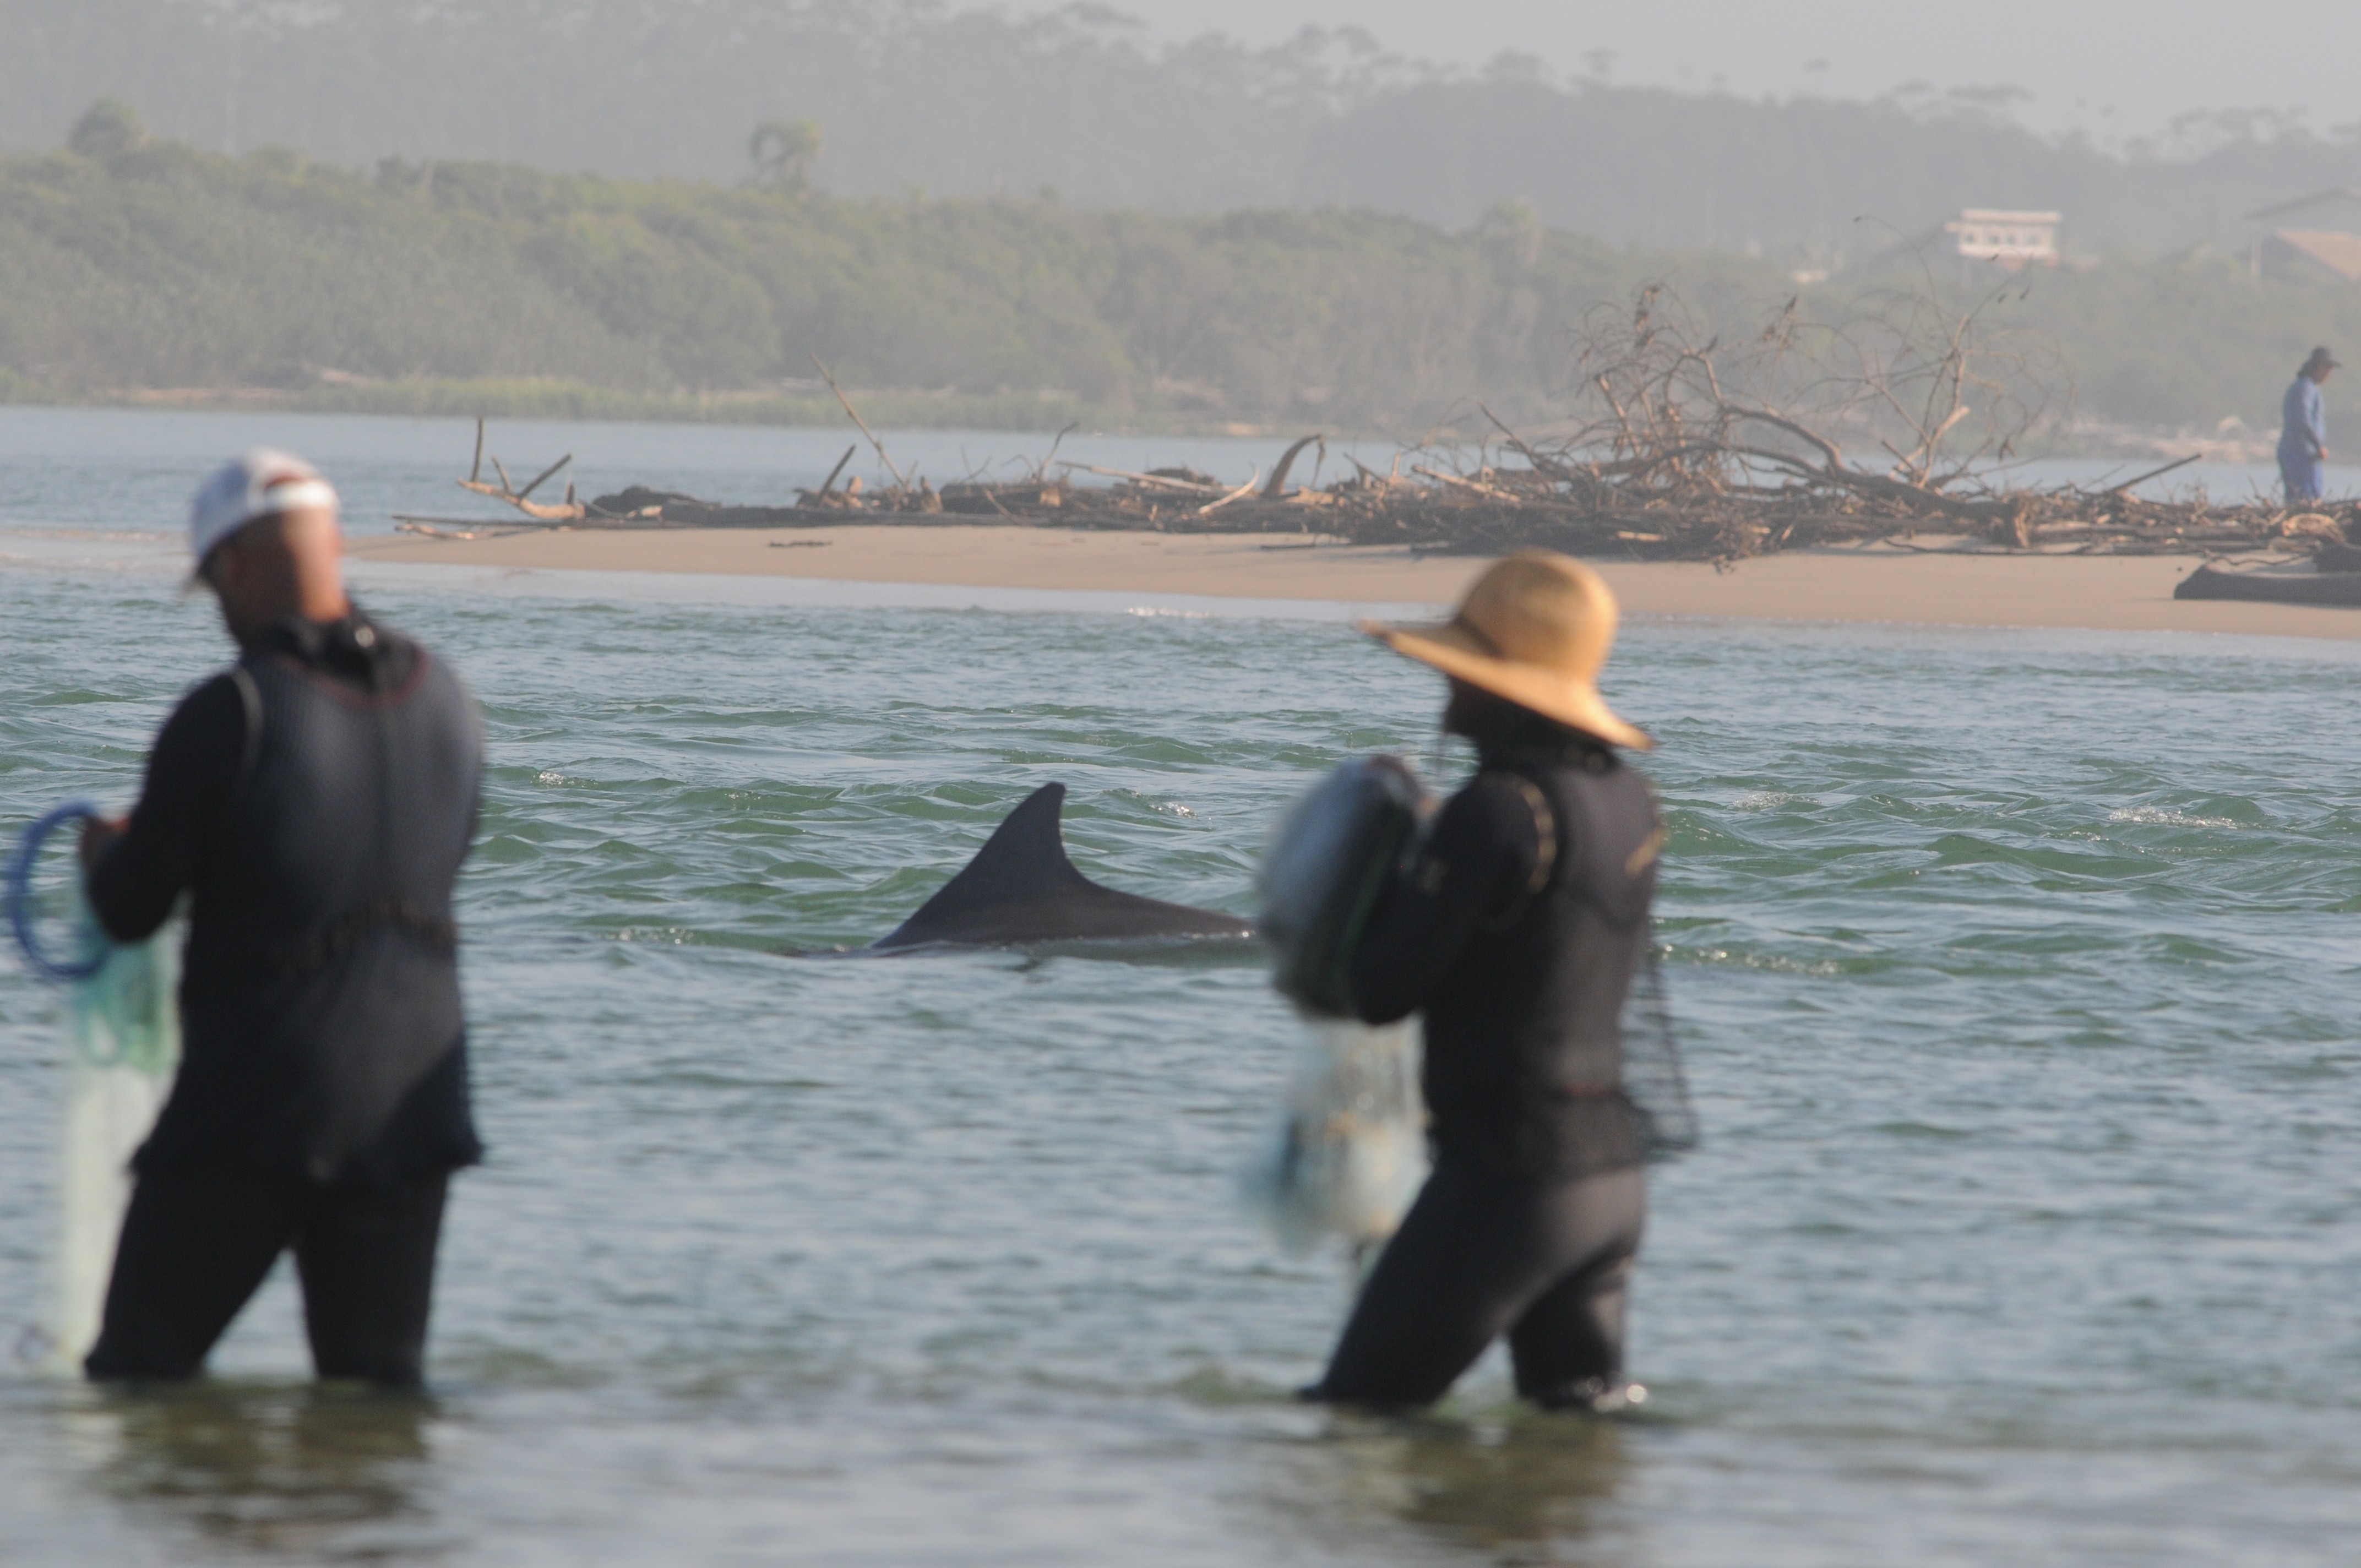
[{"x1": 5, "y1": 413, "x2": 2361, "y2": 1565}]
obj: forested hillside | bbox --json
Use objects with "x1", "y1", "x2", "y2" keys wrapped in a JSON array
[
  {"x1": 3, "y1": 115, "x2": 2357, "y2": 439},
  {"x1": 0, "y1": 115, "x2": 1769, "y2": 431},
  {"x1": 6, "y1": 0, "x2": 2359, "y2": 257}
]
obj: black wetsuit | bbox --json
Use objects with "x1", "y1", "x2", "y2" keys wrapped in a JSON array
[
  {"x1": 83, "y1": 608, "x2": 483, "y2": 1385},
  {"x1": 1313, "y1": 716, "x2": 1660, "y2": 1408}
]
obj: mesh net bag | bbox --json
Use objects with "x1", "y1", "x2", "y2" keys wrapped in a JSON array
[{"x1": 1619, "y1": 928, "x2": 1699, "y2": 1162}]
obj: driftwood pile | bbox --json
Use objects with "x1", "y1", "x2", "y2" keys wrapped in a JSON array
[
  {"x1": 388, "y1": 290, "x2": 2361, "y2": 560},
  {"x1": 401, "y1": 413, "x2": 2360, "y2": 564}
]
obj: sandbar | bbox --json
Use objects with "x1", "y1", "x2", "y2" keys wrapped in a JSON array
[{"x1": 343, "y1": 525, "x2": 2361, "y2": 641}]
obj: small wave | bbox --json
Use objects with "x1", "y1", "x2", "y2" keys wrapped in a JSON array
[
  {"x1": 1112, "y1": 787, "x2": 1199, "y2": 818},
  {"x1": 1124, "y1": 606, "x2": 1216, "y2": 619},
  {"x1": 2107, "y1": 806, "x2": 2242, "y2": 830},
  {"x1": 1680, "y1": 945, "x2": 1847, "y2": 977},
  {"x1": 1731, "y1": 791, "x2": 1810, "y2": 812},
  {"x1": 610, "y1": 927, "x2": 698, "y2": 946}
]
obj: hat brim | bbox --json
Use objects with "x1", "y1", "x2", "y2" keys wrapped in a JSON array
[{"x1": 1361, "y1": 618, "x2": 1653, "y2": 750}]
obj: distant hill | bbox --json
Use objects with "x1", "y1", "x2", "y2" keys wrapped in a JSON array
[
  {"x1": 5, "y1": 1, "x2": 2360, "y2": 258},
  {"x1": 0, "y1": 116, "x2": 1774, "y2": 432},
  {"x1": 6, "y1": 116, "x2": 2357, "y2": 444}
]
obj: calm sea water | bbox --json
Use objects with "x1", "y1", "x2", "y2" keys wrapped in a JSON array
[{"x1": 3, "y1": 411, "x2": 2360, "y2": 1565}]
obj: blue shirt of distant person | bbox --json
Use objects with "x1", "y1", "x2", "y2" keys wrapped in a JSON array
[{"x1": 2280, "y1": 346, "x2": 2338, "y2": 502}]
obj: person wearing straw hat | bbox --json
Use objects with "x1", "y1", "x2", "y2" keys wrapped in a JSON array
[
  {"x1": 2281, "y1": 346, "x2": 2338, "y2": 503},
  {"x1": 74, "y1": 449, "x2": 485, "y2": 1387},
  {"x1": 1304, "y1": 550, "x2": 1665, "y2": 1412}
]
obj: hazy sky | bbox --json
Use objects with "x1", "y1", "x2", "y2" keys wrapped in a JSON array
[{"x1": 1116, "y1": 0, "x2": 2357, "y2": 143}]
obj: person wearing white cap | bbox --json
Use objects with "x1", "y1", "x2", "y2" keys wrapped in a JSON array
[
  {"x1": 75, "y1": 449, "x2": 486, "y2": 1387},
  {"x1": 1301, "y1": 550, "x2": 1672, "y2": 1412}
]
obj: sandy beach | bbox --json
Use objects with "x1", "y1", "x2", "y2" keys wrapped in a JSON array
[{"x1": 346, "y1": 524, "x2": 2361, "y2": 641}]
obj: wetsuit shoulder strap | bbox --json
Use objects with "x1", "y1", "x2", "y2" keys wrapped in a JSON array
[
  {"x1": 1477, "y1": 770, "x2": 1557, "y2": 932},
  {"x1": 228, "y1": 663, "x2": 265, "y2": 791}
]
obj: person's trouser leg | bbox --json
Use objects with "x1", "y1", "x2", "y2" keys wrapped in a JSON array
[
  {"x1": 2283, "y1": 451, "x2": 2324, "y2": 503},
  {"x1": 295, "y1": 1174, "x2": 449, "y2": 1387},
  {"x1": 1506, "y1": 1168, "x2": 1645, "y2": 1403},
  {"x1": 85, "y1": 1163, "x2": 307, "y2": 1381},
  {"x1": 1313, "y1": 1163, "x2": 1533, "y2": 1406},
  {"x1": 1313, "y1": 1162, "x2": 1646, "y2": 1409}
]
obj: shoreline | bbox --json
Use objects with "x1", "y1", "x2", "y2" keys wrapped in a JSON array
[
  {"x1": 0, "y1": 399, "x2": 2322, "y2": 465},
  {"x1": 340, "y1": 525, "x2": 2361, "y2": 641},
  {"x1": 2, "y1": 387, "x2": 1258, "y2": 438}
]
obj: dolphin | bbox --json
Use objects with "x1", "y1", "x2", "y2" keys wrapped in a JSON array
[{"x1": 869, "y1": 783, "x2": 1253, "y2": 951}]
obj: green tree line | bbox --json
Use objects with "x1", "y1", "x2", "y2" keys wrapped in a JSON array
[{"x1": 2, "y1": 112, "x2": 2356, "y2": 438}]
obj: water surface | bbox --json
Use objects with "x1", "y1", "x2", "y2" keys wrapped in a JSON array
[{"x1": 3, "y1": 411, "x2": 2359, "y2": 1565}]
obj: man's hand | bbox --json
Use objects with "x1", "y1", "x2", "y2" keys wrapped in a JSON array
[{"x1": 77, "y1": 815, "x2": 127, "y2": 872}]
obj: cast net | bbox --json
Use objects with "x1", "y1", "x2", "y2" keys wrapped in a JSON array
[
  {"x1": 1245, "y1": 1019, "x2": 1427, "y2": 1256},
  {"x1": 7, "y1": 804, "x2": 181, "y2": 1371}
]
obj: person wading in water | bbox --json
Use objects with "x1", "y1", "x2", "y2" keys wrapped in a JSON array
[
  {"x1": 1307, "y1": 551, "x2": 1666, "y2": 1412},
  {"x1": 78, "y1": 449, "x2": 485, "y2": 1386}
]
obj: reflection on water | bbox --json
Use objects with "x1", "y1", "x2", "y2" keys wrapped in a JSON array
[
  {"x1": 1278, "y1": 1408, "x2": 1635, "y2": 1563},
  {"x1": 59, "y1": 1384, "x2": 441, "y2": 1559}
]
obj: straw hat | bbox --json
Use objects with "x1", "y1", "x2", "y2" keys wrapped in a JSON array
[{"x1": 1358, "y1": 551, "x2": 1651, "y2": 750}]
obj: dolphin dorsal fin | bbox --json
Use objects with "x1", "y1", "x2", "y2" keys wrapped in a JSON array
[
  {"x1": 876, "y1": 784, "x2": 1087, "y2": 945},
  {"x1": 927, "y1": 782, "x2": 1087, "y2": 903},
  {"x1": 867, "y1": 781, "x2": 1254, "y2": 950}
]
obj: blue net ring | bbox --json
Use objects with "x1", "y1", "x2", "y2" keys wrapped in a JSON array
[{"x1": 6, "y1": 800, "x2": 106, "y2": 982}]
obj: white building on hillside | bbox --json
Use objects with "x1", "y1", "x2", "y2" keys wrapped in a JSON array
[
  {"x1": 1941, "y1": 209, "x2": 2062, "y2": 269},
  {"x1": 1865, "y1": 208, "x2": 2065, "y2": 280}
]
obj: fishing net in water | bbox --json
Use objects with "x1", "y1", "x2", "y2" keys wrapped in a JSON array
[
  {"x1": 1245, "y1": 1019, "x2": 1428, "y2": 1255},
  {"x1": 1620, "y1": 928, "x2": 1699, "y2": 1161},
  {"x1": 7, "y1": 803, "x2": 181, "y2": 1371}
]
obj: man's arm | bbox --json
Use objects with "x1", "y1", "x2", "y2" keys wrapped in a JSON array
[
  {"x1": 1345, "y1": 774, "x2": 1544, "y2": 1024},
  {"x1": 84, "y1": 676, "x2": 246, "y2": 943}
]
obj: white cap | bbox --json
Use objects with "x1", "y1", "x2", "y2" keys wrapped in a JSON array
[{"x1": 188, "y1": 449, "x2": 340, "y2": 567}]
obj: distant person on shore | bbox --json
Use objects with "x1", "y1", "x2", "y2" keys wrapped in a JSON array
[
  {"x1": 1304, "y1": 553, "x2": 1667, "y2": 1413},
  {"x1": 2281, "y1": 346, "x2": 2338, "y2": 503},
  {"x1": 78, "y1": 450, "x2": 485, "y2": 1387}
]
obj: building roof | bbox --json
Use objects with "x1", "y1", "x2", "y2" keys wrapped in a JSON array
[
  {"x1": 2245, "y1": 187, "x2": 2361, "y2": 222},
  {"x1": 1954, "y1": 208, "x2": 2061, "y2": 225},
  {"x1": 2270, "y1": 228, "x2": 2361, "y2": 281}
]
